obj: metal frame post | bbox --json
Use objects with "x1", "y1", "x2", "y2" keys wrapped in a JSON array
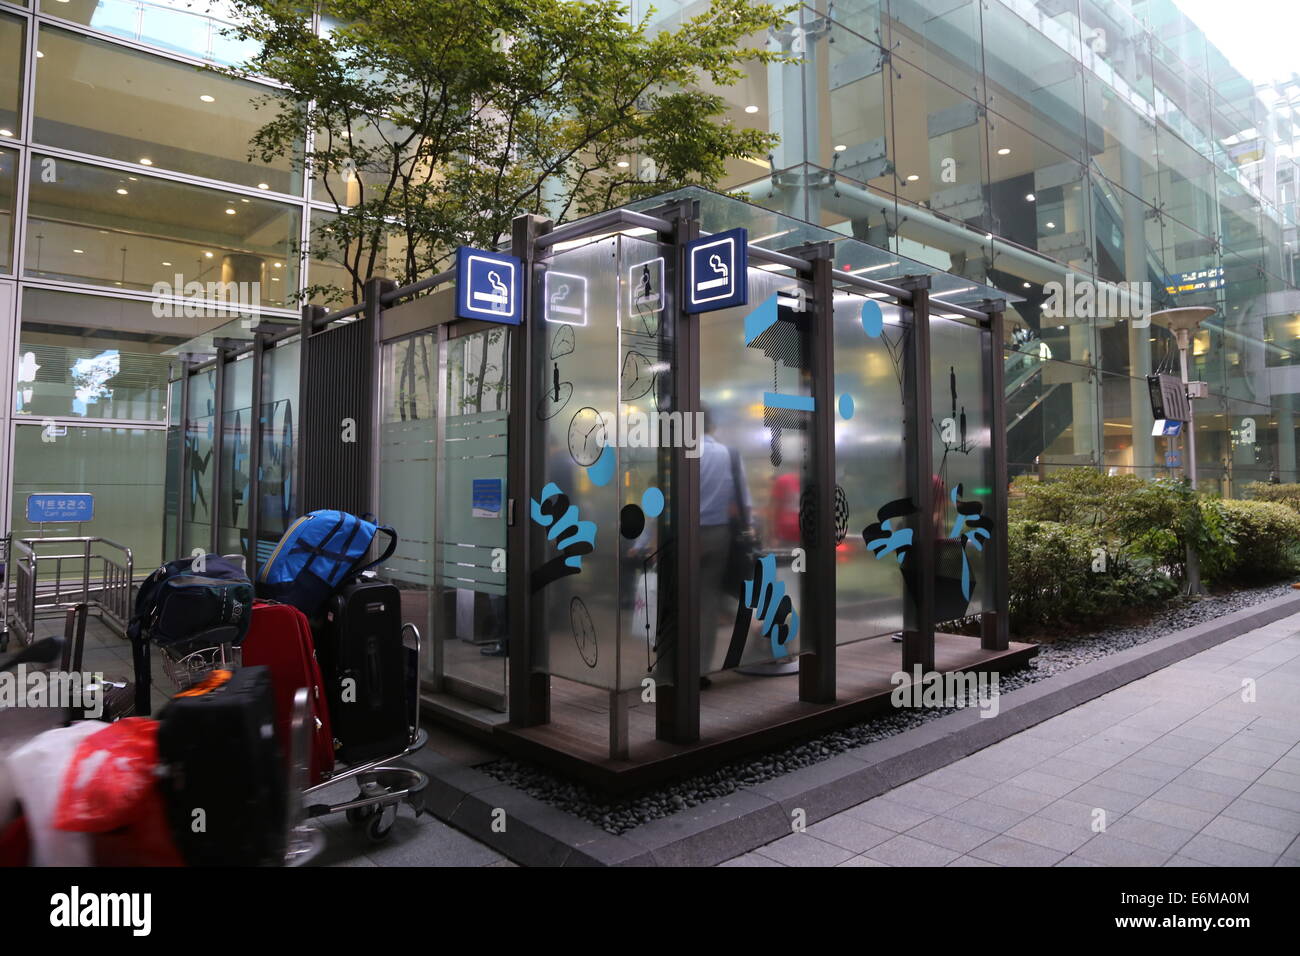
[
  {"x1": 508, "y1": 213, "x2": 553, "y2": 727},
  {"x1": 789, "y1": 241, "x2": 837, "y2": 703},
  {"x1": 294, "y1": 304, "x2": 325, "y2": 516},
  {"x1": 659, "y1": 199, "x2": 702, "y2": 745},
  {"x1": 246, "y1": 330, "x2": 267, "y2": 574},
  {"x1": 175, "y1": 357, "x2": 191, "y2": 559},
  {"x1": 981, "y1": 300, "x2": 1010, "y2": 651},
  {"x1": 209, "y1": 343, "x2": 228, "y2": 555},
  {"x1": 364, "y1": 277, "x2": 397, "y2": 519},
  {"x1": 900, "y1": 275, "x2": 936, "y2": 672}
]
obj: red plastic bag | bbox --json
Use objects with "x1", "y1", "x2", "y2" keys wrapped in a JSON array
[{"x1": 53, "y1": 718, "x2": 161, "y2": 833}]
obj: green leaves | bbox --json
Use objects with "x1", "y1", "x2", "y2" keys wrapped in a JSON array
[{"x1": 218, "y1": 0, "x2": 793, "y2": 302}]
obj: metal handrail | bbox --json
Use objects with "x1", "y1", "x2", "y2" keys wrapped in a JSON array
[{"x1": 2, "y1": 535, "x2": 134, "y2": 648}]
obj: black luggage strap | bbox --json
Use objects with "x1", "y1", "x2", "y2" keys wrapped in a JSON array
[{"x1": 350, "y1": 526, "x2": 398, "y2": 577}]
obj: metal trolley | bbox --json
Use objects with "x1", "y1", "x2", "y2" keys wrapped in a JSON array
[{"x1": 159, "y1": 621, "x2": 429, "y2": 860}]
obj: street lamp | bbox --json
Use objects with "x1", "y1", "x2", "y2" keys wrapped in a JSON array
[{"x1": 1150, "y1": 306, "x2": 1214, "y2": 595}]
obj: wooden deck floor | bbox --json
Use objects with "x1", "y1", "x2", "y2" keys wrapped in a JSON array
[{"x1": 494, "y1": 632, "x2": 1037, "y2": 791}]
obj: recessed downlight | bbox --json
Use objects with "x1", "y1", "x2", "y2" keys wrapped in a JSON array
[
  {"x1": 257, "y1": 183, "x2": 269, "y2": 190},
  {"x1": 204, "y1": 251, "x2": 214, "y2": 258},
  {"x1": 616, "y1": 161, "x2": 629, "y2": 168},
  {"x1": 1045, "y1": 221, "x2": 1056, "y2": 228},
  {"x1": 744, "y1": 105, "x2": 759, "y2": 114},
  {"x1": 834, "y1": 144, "x2": 847, "y2": 152},
  {"x1": 906, "y1": 174, "x2": 919, "y2": 181},
  {"x1": 0, "y1": 129, "x2": 12, "y2": 137},
  {"x1": 140, "y1": 158, "x2": 153, "y2": 165},
  {"x1": 115, "y1": 188, "x2": 128, "y2": 195},
  {"x1": 72, "y1": 249, "x2": 84, "y2": 254},
  {"x1": 200, "y1": 94, "x2": 216, "y2": 103},
  {"x1": 996, "y1": 147, "x2": 1011, "y2": 155},
  {"x1": 1025, "y1": 192, "x2": 1035, "y2": 202},
  {"x1": 162, "y1": 261, "x2": 172, "y2": 266}
]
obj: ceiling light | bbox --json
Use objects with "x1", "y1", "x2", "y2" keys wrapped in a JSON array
[
  {"x1": 0, "y1": 129, "x2": 11, "y2": 137},
  {"x1": 906, "y1": 174, "x2": 919, "y2": 181},
  {"x1": 127, "y1": 176, "x2": 137, "y2": 181},
  {"x1": 204, "y1": 251, "x2": 214, "y2": 258},
  {"x1": 225, "y1": 208, "x2": 237, "y2": 215},
  {"x1": 116, "y1": 188, "x2": 128, "y2": 195},
  {"x1": 140, "y1": 158, "x2": 153, "y2": 165},
  {"x1": 200, "y1": 95, "x2": 215, "y2": 103},
  {"x1": 257, "y1": 183, "x2": 269, "y2": 190},
  {"x1": 1023, "y1": 282, "x2": 1031, "y2": 288},
  {"x1": 1045, "y1": 221, "x2": 1055, "y2": 228},
  {"x1": 273, "y1": 262, "x2": 282, "y2": 269},
  {"x1": 1025, "y1": 193, "x2": 1035, "y2": 202},
  {"x1": 744, "y1": 105, "x2": 759, "y2": 114},
  {"x1": 73, "y1": 249, "x2": 83, "y2": 254},
  {"x1": 997, "y1": 147, "x2": 1011, "y2": 155},
  {"x1": 36, "y1": 51, "x2": 44, "y2": 58},
  {"x1": 271, "y1": 277, "x2": 280, "y2": 282},
  {"x1": 616, "y1": 161, "x2": 629, "y2": 168},
  {"x1": 834, "y1": 144, "x2": 848, "y2": 152},
  {"x1": 162, "y1": 261, "x2": 172, "y2": 266},
  {"x1": 240, "y1": 198, "x2": 250, "y2": 203}
]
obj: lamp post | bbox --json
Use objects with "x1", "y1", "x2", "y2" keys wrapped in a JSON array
[{"x1": 1150, "y1": 306, "x2": 1214, "y2": 595}]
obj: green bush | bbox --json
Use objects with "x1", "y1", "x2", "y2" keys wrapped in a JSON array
[
  {"x1": 1007, "y1": 519, "x2": 1176, "y2": 634},
  {"x1": 1216, "y1": 499, "x2": 1300, "y2": 583},
  {"x1": 1242, "y1": 482, "x2": 1300, "y2": 514}
]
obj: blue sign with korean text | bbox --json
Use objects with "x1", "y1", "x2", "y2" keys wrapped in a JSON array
[
  {"x1": 1154, "y1": 419, "x2": 1183, "y2": 437},
  {"x1": 686, "y1": 228, "x2": 748, "y2": 313},
  {"x1": 472, "y1": 478, "x2": 503, "y2": 518},
  {"x1": 455, "y1": 246, "x2": 522, "y2": 325},
  {"x1": 27, "y1": 493, "x2": 94, "y2": 523}
]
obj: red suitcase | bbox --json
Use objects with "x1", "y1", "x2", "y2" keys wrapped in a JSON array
[{"x1": 241, "y1": 600, "x2": 335, "y2": 785}]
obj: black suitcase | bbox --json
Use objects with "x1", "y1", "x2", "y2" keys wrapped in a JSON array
[
  {"x1": 316, "y1": 579, "x2": 409, "y2": 764},
  {"x1": 157, "y1": 665, "x2": 286, "y2": 866}
]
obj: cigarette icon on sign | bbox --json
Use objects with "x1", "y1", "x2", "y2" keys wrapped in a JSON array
[
  {"x1": 698, "y1": 253, "x2": 730, "y2": 290},
  {"x1": 472, "y1": 269, "x2": 510, "y2": 310}
]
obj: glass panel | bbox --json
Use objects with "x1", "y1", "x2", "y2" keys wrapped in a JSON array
[
  {"x1": 16, "y1": 288, "x2": 181, "y2": 420},
  {"x1": 436, "y1": 326, "x2": 510, "y2": 701},
  {"x1": 306, "y1": 209, "x2": 409, "y2": 307},
  {"x1": 833, "y1": 288, "x2": 905, "y2": 642},
  {"x1": 39, "y1": 0, "x2": 259, "y2": 66},
  {"x1": 0, "y1": 12, "x2": 22, "y2": 140},
  {"x1": 24, "y1": 154, "x2": 300, "y2": 306},
  {"x1": 929, "y1": 315, "x2": 994, "y2": 622},
  {"x1": 534, "y1": 237, "x2": 622, "y2": 689},
  {"x1": 33, "y1": 25, "x2": 301, "y2": 194},
  {"x1": 0, "y1": 146, "x2": 15, "y2": 272},
  {"x1": 256, "y1": 338, "x2": 299, "y2": 564},
  {"x1": 11, "y1": 422, "x2": 166, "y2": 572},
  {"x1": 616, "y1": 234, "x2": 675, "y2": 691},
  {"x1": 14, "y1": 287, "x2": 259, "y2": 419},
  {"x1": 183, "y1": 366, "x2": 215, "y2": 553},
  {"x1": 697, "y1": 264, "x2": 811, "y2": 673},
  {"x1": 378, "y1": 331, "x2": 437, "y2": 684},
  {"x1": 217, "y1": 354, "x2": 252, "y2": 554}
]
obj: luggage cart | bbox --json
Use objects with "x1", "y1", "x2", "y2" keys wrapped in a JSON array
[
  {"x1": 299, "y1": 622, "x2": 429, "y2": 843},
  {"x1": 158, "y1": 622, "x2": 429, "y2": 851}
]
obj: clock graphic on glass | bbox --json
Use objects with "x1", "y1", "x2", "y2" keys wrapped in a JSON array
[{"x1": 567, "y1": 406, "x2": 607, "y2": 466}]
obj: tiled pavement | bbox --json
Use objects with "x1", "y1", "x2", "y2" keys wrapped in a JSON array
[{"x1": 722, "y1": 613, "x2": 1300, "y2": 868}]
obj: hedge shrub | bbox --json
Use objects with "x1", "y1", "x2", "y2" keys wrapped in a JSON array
[
  {"x1": 1242, "y1": 482, "x2": 1300, "y2": 514},
  {"x1": 1217, "y1": 499, "x2": 1300, "y2": 583}
]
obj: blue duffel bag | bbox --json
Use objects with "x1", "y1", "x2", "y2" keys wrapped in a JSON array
[{"x1": 257, "y1": 510, "x2": 397, "y2": 615}]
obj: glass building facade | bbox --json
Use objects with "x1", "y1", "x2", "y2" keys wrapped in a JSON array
[{"x1": 1, "y1": 0, "x2": 1298, "y2": 572}]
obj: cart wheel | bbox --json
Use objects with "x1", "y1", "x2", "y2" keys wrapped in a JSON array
[
  {"x1": 366, "y1": 810, "x2": 394, "y2": 843},
  {"x1": 346, "y1": 804, "x2": 376, "y2": 827}
]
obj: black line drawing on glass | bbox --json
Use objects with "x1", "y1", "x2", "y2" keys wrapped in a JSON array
[{"x1": 571, "y1": 596, "x2": 598, "y2": 668}]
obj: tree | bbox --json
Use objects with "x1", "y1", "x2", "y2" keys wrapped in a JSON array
[{"x1": 223, "y1": 0, "x2": 793, "y2": 304}]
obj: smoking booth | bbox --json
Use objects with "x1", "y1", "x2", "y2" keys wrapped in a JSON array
[{"x1": 165, "y1": 187, "x2": 1034, "y2": 790}]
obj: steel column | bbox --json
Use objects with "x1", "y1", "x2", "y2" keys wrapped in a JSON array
[
  {"x1": 660, "y1": 199, "x2": 701, "y2": 744},
  {"x1": 508, "y1": 213, "x2": 553, "y2": 727},
  {"x1": 794, "y1": 242, "x2": 837, "y2": 703},
  {"x1": 209, "y1": 343, "x2": 227, "y2": 556},
  {"x1": 246, "y1": 331, "x2": 266, "y2": 574},
  {"x1": 982, "y1": 301, "x2": 1010, "y2": 651},
  {"x1": 901, "y1": 276, "x2": 936, "y2": 672}
]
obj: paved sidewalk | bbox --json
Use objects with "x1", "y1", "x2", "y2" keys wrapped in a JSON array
[{"x1": 722, "y1": 612, "x2": 1300, "y2": 867}]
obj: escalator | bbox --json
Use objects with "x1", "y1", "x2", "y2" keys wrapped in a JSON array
[{"x1": 1004, "y1": 349, "x2": 1073, "y2": 474}]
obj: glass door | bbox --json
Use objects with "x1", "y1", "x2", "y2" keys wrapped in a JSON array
[
  {"x1": 378, "y1": 320, "x2": 511, "y2": 712},
  {"x1": 432, "y1": 322, "x2": 510, "y2": 708}
]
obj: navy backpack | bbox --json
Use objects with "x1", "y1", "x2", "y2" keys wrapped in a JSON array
[
  {"x1": 127, "y1": 553, "x2": 254, "y2": 716},
  {"x1": 257, "y1": 510, "x2": 397, "y2": 615}
]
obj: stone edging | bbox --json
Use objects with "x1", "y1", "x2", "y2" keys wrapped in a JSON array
[{"x1": 405, "y1": 591, "x2": 1300, "y2": 866}]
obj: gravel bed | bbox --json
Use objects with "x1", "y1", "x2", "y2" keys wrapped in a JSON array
[{"x1": 479, "y1": 582, "x2": 1296, "y2": 835}]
